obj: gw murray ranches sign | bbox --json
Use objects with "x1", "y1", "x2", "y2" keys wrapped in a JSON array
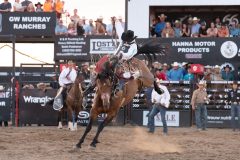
[{"x1": 0, "y1": 12, "x2": 56, "y2": 36}]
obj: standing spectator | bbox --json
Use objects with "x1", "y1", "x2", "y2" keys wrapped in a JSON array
[
  {"x1": 82, "y1": 16, "x2": 88, "y2": 31},
  {"x1": 21, "y1": 0, "x2": 31, "y2": 11},
  {"x1": 187, "y1": 17, "x2": 193, "y2": 34},
  {"x1": 148, "y1": 79, "x2": 170, "y2": 135},
  {"x1": 55, "y1": 19, "x2": 67, "y2": 35},
  {"x1": 97, "y1": 16, "x2": 106, "y2": 30},
  {"x1": 67, "y1": 22, "x2": 77, "y2": 36},
  {"x1": 181, "y1": 62, "x2": 188, "y2": 76},
  {"x1": 191, "y1": 81, "x2": 209, "y2": 131},
  {"x1": 84, "y1": 19, "x2": 95, "y2": 35},
  {"x1": 54, "y1": 0, "x2": 64, "y2": 19},
  {"x1": 222, "y1": 65, "x2": 234, "y2": 81},
  {"x1": 118, "y1": 16, "x2": 125, "y2": 29},
  {"x1": 76, "y1": 19, "x2": 85, "y2": 36},
  {"x1": 95, "y1": 19, "x2": 106, "y2": 35},
  {"x1": 155, "y1": 14, "x2": 166, "y2": 37},
  {"x1": 106, "y1": 16, "x2": 116, "y2": 36},
  {"x1": 161, "y1": 22, "x2": 175, "y2": 38},
  {"x1": 183, "y1": 67, "x2": 194, "y2": 81},
  {"x1": 81, "y1": 62, "x2": 90, "y2": 80},
  {"x1": 229, "y1": 21, "x2": 240, "y2": 37},
  {"x1": 191, "y1": 17, "x2": 201, "y2": 37},
  {"x1": 173, "y1": 20, "x2": 181, "y2": 38},
  {"x1": 35, "y1": 2, "x2": 43, "y2": 12},
  {"x1": 43, "y1": 0, "x2": 53, "y2": 12},
  {"x1": 215, "y1": 17, "x2": 222, "y2": 29},
  {"x1": 203, "y1": 65, "x2": 213, "y2": 81},
  {"x1": 0, "y1": 85, "x2": 8, "y2": 127},
  {"x1": 70, "y1": 9, "x2": 80, "y2": 25},
  {"x1": 13, "y1": 0, "x2": 24, "y2": 12},
  {"x1": 26, "y1": 2, "x2": 35, "y2": 12},
  {"x1": 50, "y1": 74, "x2": 59, "y2": 89},
  {"x1": 167, "y1": 62, "x2": 183, "y2": 81},
  {"x1": 199, "y1": 22, "x2": 208, "y2": 37},
  {"x1": 218, "y1": 23, "x2": 229, "y2": 37},
  {"x1": 161, "y1": 63, "x2": 169, "y2": 80},
  {"x1": 207, "y1": 22, "x2": 218, "y2": 37},
  {"x1": 0, "y1": 0, "x2": 12, "y2": 12},
  {"x1": 227, "y1": 81, "x2": 240, "y2": 131},
  {"x1": 181, "y1": 23, "x2": 190, "y2": 37}
]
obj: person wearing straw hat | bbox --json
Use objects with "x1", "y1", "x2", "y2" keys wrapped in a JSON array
[
  {"x1": 191, "y1": 80, "x2": 209, "y2": 131},
  {"x1": 148, "y1": 78, "x2": 170, "y2": 135},
  {"x1": 191, "y1": 17, "x2": 201, "y2": 37},
  {"x1": 155, "y1": 14, "x2": 167, "y2": 37},
  {"x1": 227, "y1": 81, "x2": 240, "y2": 131}
]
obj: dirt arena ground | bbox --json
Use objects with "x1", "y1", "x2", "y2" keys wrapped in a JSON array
[{"x1": 0, "y1": 126, "x2": 239, "y2": 160}]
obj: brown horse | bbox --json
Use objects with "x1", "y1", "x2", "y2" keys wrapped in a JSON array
[
  {"x1": 57, "y1": 75, "x2": 83, "y2": 131},
  {"x1": 76, "y1": 58, "x2": 155, "y2": 148}
]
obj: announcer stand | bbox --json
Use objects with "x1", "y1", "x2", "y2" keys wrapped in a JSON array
[{"x1": 130, "y1": 80, "x2": 193, "y2": 128}]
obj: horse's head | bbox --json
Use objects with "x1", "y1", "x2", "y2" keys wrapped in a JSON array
[{"x1": 96, "y1": 77, "x2": 112, "y2": 109}]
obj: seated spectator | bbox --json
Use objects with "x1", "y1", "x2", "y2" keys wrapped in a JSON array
[
  {"x1": 167, "y1": 62, "x2": 183, "y2": 81},
  {"x1": 55, "y1": 0, "x2": 64, "y2": 19},
  {"x1": 229, "y1": 21, "x2": 240, "y2": 37},
  {"x1": 203, "y1": 65, "x2": 213, "y2": 81},
  {"x1": 150, "y1": 18, "x2": 157, "y2": 37},
  {"x1": 181, "y1": 23, "x2": 190, "y2": 37},
  {"x1": 70, "y1": 9, "x2": 80, "y2": 25},
  {"x1": 207, "y1": 22, "x2": 218, "y2": 37},
  {"x1": 55, "y1": 19, "x2": 68, "y2": 35},
  {"x1": 181, "y1": 62, "x2": 188, "y2": 76},
  {"x1": 35, "y1": 2, "x2": 43, "y2": 12},
  {"x1": 210, "y1": 65, "x2": 223, "y2": 81},
  {"x1": 191, "y1": 17, "x2": 201, "y2": 37},
  {"x1": 183, "y1": 67, "x2": 194, "y2": 81},
  {"x1": 43, "y1": 0, "x2": 53, "y2": 12},
  {"x1": 0, "y1": 0, "x2": 12, "y2": 12},
  {"x1": 13, "y1": 0, "x2": 24, "y2": 12},
  {"x1": 155, "y1": 14, "x2": 166, "y2": 37},
  {"x1": 67, "y1": 22, "x2": 77, "y2": 36},
  {"x1": 218, "y1": 23, "x2": 229, "y2": 37},
  {"x1": 222, "y1": 65, "x2": 234, "y2": 81},
  {"x1": 161, "y1": 22, "x2": 175, "y2": 38},
  {"x1": 76, "y1": 19, "x2": 85, "y2": 36},
  {"x1": 21, "y1": 0, "x2": 31, "y2": 9},
  {"x1": 27, "y1": 2, "x2": 35, "y2": 12},
  {"x1": 215, "y1": 17, "x2": 222, "y2": 29},
  {"x1": 95, "y1": 19, "x2": 106, "y2": 35},
  {"x1": 199, "y1": 22, "x2": 208, "y2": 37},
  {"x1": 173, "y1": 20, "x2": 181, "y2": 38},
  {"x1": 187, "y1": 17, "x2": 193, "y2": 33},
  {"x1": 85, "y1": 19, "x2": 95, "y2": 35}
]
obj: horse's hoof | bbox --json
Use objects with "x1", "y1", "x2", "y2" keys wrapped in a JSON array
[
  {"x1": 90, "y1": 143, "x2": 96, "y2": 148},
  {"x1": 75, "y1": 143, "x2": 81, "y2": 149}
]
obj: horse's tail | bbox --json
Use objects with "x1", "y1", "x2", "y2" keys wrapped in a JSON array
[{"x1": 134, "y1": 39, "x2": 169, "y2": 65}]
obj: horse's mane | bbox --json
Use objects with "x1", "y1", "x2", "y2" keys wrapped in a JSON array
[
  {"x1": 97, "y1": 61, "x2": 114, "y2": 81},
  {"x1": 134, "y1": 39, "x2": 169, "y2": 65}
]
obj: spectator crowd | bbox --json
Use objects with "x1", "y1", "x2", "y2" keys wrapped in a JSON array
[{"x1": 150, "y1": 13, "x2": 240, "y2": 38}]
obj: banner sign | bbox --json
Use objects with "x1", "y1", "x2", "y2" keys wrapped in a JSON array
[
  {"x1": 207, "y1": 110, "x2": 233, "y2": 128},
  {"x1": 0, "y1": 12, "x2": 56, "y2": 36},
  {"x1": 19, "y1": 89, "x2": 58, "y2": 125},
  {"x1": 142, "y1": 111, "x2": 180, "y2": 127},
  {"x1": 77, "y1": 109, "x2": 124, "y2": 126},
  {"x1": 54, "y1": 36, "x2": 90, "y2": 61},
  {"x1": 89, "y1": 36, "x2": 117, "y2": 54},
  {"x1": 0, "y1": 98, "x2": 10, "y2": 121}
]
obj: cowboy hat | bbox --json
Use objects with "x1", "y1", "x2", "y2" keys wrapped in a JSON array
[
  {"x1": 158, "y1": 14, "x2": 167, "y2": 18},
  {"x1": 35, "y1": 2, "x2": 43, "y2": 7},
  {"x1": 192, "y1": 17, "x2": 200, "y2": 21},
  {"x1": 118, "y1": 16, "x2": 123, "y2": 20},
  {"x1": 89, "y1": 64, "x2": 96, "y2": 69},
  {"x1": 172, "y1": 62, "x2": 179, "y2": 67},
  {"x1": 82, "y1": 62, "x2": 89, "y2": 66},
  {"x1": 81, "y1": 16, "x2": 87, "y2": 20},
  {"x1": 174, "y1": 20, "x2": 180, "y2": 24},
  {"x1": 182, "y1": 62, "x2": 188, "y2": 66},
  {"x1": 121, "y1": 30, "x2": 137, "y2": 43},
  {"x1": 37, "y1": 83, "x2": 46, "y2": 89},
  {"x1": 197, "y1": 80, "x2": 206, "y2": 86},
  {"x1": 204, "y1": 65, "x2": 212, "y2": 69},
  {"x1": 214, "y1": 65, "x2": 220, "y2": 69},
  {"x1": 68, "y1": 60, "x2": 74, "y2": 65},
  {"x1": 163, "y1": 63, "x2": 168, "y2": 66},
  {"x1": 223, "y1": 65, "x2": 232, "y2": 70}
]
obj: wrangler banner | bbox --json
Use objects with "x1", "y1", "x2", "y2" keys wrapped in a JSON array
[
  {"x1": 0, "y1": 12, "x2": 56, "y2": 36},
  {"x1": 19, "y1": 89, "x2": 58, "y2": 125}
]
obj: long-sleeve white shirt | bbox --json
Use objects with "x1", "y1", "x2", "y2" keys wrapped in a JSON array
[
  {"x1": 58, "y1": 68, "x2": 77, "y2": 87},
  {"x1": 151, "y1": 84, "x2": 171, "y2": 108}
]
